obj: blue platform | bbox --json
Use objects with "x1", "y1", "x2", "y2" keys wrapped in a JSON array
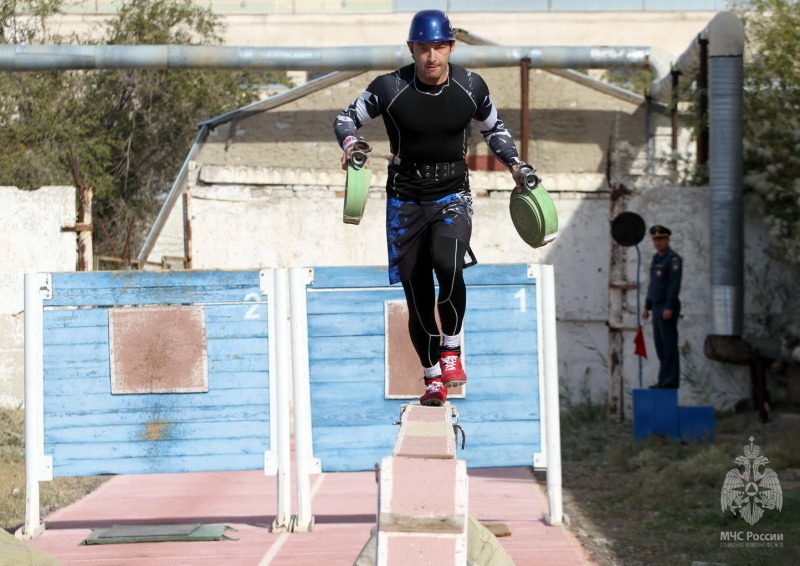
[
  {"x1": 633, "y1": 389, "x2": 678, "y2": 439},
  {"x1": 632, "y1": 389, "x2": 715, "y2": 442},
  {"x1": 677, "y1": 406, "x2": 716, "y2": 442}
]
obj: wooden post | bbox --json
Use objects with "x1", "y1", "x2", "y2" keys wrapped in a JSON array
[
  {"x1": 78, "y1": 185, "x2": 93, "y2": 271},
  {"x1": 608, "y1": 181, "x2": 632, "y2": 422},
  {"x1": 183, "y1": 191, "x2": 193, "y2": 269},
  {"x1": 62, "y1": 185, "x2": 93, "y2": 271}
]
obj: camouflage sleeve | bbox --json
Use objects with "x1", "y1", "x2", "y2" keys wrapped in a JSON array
[
  {"x1": 471, "y1": 75, "x2": 521, "y2": 170},
  {"x1": 333, "y1": 81, "x2": 383, "y2": 150}
]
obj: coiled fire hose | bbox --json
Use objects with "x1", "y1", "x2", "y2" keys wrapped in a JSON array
[
  {"x1": 343, "y1": 139, "x2": 372, "y2": 225},
  {"x1": 508, "y1": 164, "x2": 558, "y2": 248}
]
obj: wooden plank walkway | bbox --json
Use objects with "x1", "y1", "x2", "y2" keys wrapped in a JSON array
[{"x1": 21, "y1": 466, "x2": 594, "y2": 566}]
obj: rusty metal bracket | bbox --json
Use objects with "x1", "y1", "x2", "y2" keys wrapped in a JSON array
[{"x1": 61, "y1": 222, "x2": 92, "y2": 232}]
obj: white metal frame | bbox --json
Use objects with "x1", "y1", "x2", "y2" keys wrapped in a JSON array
[
  {"x1": 22, "y1": 265, "x2": 562, "y2": 537},
  {"x1": 528, "y1": 264, "x2": 564, "y2": 525},
  {"x1": 289, "y1": 267, "x2": 320, "y2": 532},
  {"x1": 270, "y1": 268, "x2": 293, "y2": 532},
  {"x1": 21, "y1": 269, "x2": 291, "y2": 538},
  {"x1": 290, "y1": 264, "x2": 564, "y2": 527},
  {"x1": 20, "y1": 273, "x2": 53, "y2": 539}
]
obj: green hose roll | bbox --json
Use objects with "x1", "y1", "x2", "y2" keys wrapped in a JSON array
[
  {"x1": 343, "y1": 165, "x2": 371, "y2": 225},
  {"x1": 509, "y1": 177, "x2": 558, "y2": 248}
]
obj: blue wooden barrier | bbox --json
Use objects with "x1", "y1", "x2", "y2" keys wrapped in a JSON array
[
  {"x1": 303, "y1": 264, "x2": 545, "y2": 471},
  {"x1": 38, "y1": 269, "x2": 273, "y2": 477}
]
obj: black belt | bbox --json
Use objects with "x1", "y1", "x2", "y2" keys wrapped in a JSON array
[{"x1": 391, "y1": 156, "x2": 467, "y2": 181}]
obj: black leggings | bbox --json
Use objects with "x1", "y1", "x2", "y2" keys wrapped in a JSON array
[{"x1": 401, "y1": 237, "x2": 467, "y2": 368}]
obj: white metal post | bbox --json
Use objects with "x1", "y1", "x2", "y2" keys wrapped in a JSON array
[
  {"x1": 271, "y1": 268, "x2": 292, "y2": 532},
  {"x1": 21, "y1": 273, "x2": 49, "y2": 538},
  {"x1": 261, "y1": 269, "x2": 278, "y2": 475},
  {"x1": 530, "y1": 263, "x2": 548, "y2": 470},
  {"x1": 289, "y1": 267, "x2": 317, "y2": 532},
  {"x1": 540, "y1": 265, "x2": 564, "y2": 525}
]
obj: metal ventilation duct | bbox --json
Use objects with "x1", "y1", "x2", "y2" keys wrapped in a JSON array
[
  {"x1": 649, "y1": 12, "x2": 745, "y2": 337},
  {"x1": 0, "y1": 44, "x2": 658, "y2": 73}
]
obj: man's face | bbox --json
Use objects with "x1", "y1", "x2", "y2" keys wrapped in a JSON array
[
  {"x1": 407, "y1": 41, "x2": 454, "y2": 85},
  {"x1": 652, "y1": 236, "x2": 670, "y2": 253}
]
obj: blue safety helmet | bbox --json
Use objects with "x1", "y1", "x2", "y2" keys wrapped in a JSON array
[{"x1": 407, "y1": 10, "x2": 455, "y2": 43}]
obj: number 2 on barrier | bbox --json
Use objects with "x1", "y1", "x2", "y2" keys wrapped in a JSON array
[{"x1": 244, "y1": 292, "x2": 263, "y2": 319}]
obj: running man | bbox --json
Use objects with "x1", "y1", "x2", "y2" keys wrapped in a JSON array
[{"x1": 333, "y1": 9, "x2": 530, "y2": 406}]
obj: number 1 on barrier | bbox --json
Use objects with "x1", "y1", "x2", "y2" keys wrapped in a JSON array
[{"x1": 515, "y1": 288, "x2": 527, "y2": 312}]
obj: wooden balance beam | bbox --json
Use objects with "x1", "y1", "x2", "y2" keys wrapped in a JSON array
[{"x1": 376, "y1": 402, "x2": 467, "y2": 565}]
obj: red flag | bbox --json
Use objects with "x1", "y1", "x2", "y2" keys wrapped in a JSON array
[{"x1": 633, "y1": 325, "x2": 647, "y2": 359}]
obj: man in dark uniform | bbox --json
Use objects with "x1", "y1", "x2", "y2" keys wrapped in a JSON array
[
  {"x1": 642, "y1": 225, "x2": 682, "y2": 388},
  {"x1": 333, "y1": 9, "x2": 530, "y2": 406}
]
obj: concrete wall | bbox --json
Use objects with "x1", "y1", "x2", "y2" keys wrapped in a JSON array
[{"x1": 0, "y1": 186, "x2": 77, "y2": 407}]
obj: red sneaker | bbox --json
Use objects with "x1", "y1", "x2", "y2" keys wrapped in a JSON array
[
  {"x1": 420, "y1": 378, "x2": 446, "y2": 406},
  {"x1": 439, "y1": 351, "x2": 467, "y2": 388}
]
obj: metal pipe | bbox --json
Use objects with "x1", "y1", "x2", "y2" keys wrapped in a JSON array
[
  {"x1": 707, "y1": 12, "x2": 745, "y2": 337},
  {"x1": 649, "y1": 11, "x2": 743, "y2": 103},
  {"x1": 0, "y1": 44, "x2": 656, "y2": 72},
  {"x1": 649, "y1": 10, "x2": 745, "y2": 339},
  {"x1": 138, "y1": 125, "x2": 206, "y2": 265},
  {"x1": 453, "y1": 27, "x2": 669, "y2": 111},
  {"x1": 645, "y1": 97, "x2": 653, "y2": 172},
  {"x1": 650, "y1": 35, "x2": 702, "y2": 104},
  {"x1": 671, "y1": 69, "x2": 680, "y2": 175},
  {"x1": 709, "y1": 55, "x2": 744, "y2": 336},
  {"x1": 139, "y1": 70, "x2": 362, "y2": 264},
  {"x1": 520, "y1": 58, "x2": 530, "y2": 163},
  {"x1": 697, "y1": 38, "x2": 709, "y2": 165}
]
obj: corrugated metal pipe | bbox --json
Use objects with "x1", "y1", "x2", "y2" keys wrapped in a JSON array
[
  {"x1": 649, "y1": 12, "x2": 746, "y2": 358},
  {"x1": 0, "y1": 44, "x2": 662, "y2": 73},
  {"x1": 708, "y1": 36, "x2": 745, "y2": 338}
]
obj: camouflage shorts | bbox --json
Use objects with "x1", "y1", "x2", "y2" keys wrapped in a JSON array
[{"x1": 385, "y1": 190, "x2": 476, "y2": 285}]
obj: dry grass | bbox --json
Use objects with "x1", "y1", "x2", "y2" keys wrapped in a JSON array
[
  {"x1": 558, "y1": 403, "x2": 800, "y2": 566},
  {"x1": 0, "y1": 407, "x2": 108, "y2": 533}
]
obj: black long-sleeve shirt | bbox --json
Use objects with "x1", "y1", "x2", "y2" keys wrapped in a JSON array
[{"x1": 333, "y1": 63, "x2": 520, "y2": 200}]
